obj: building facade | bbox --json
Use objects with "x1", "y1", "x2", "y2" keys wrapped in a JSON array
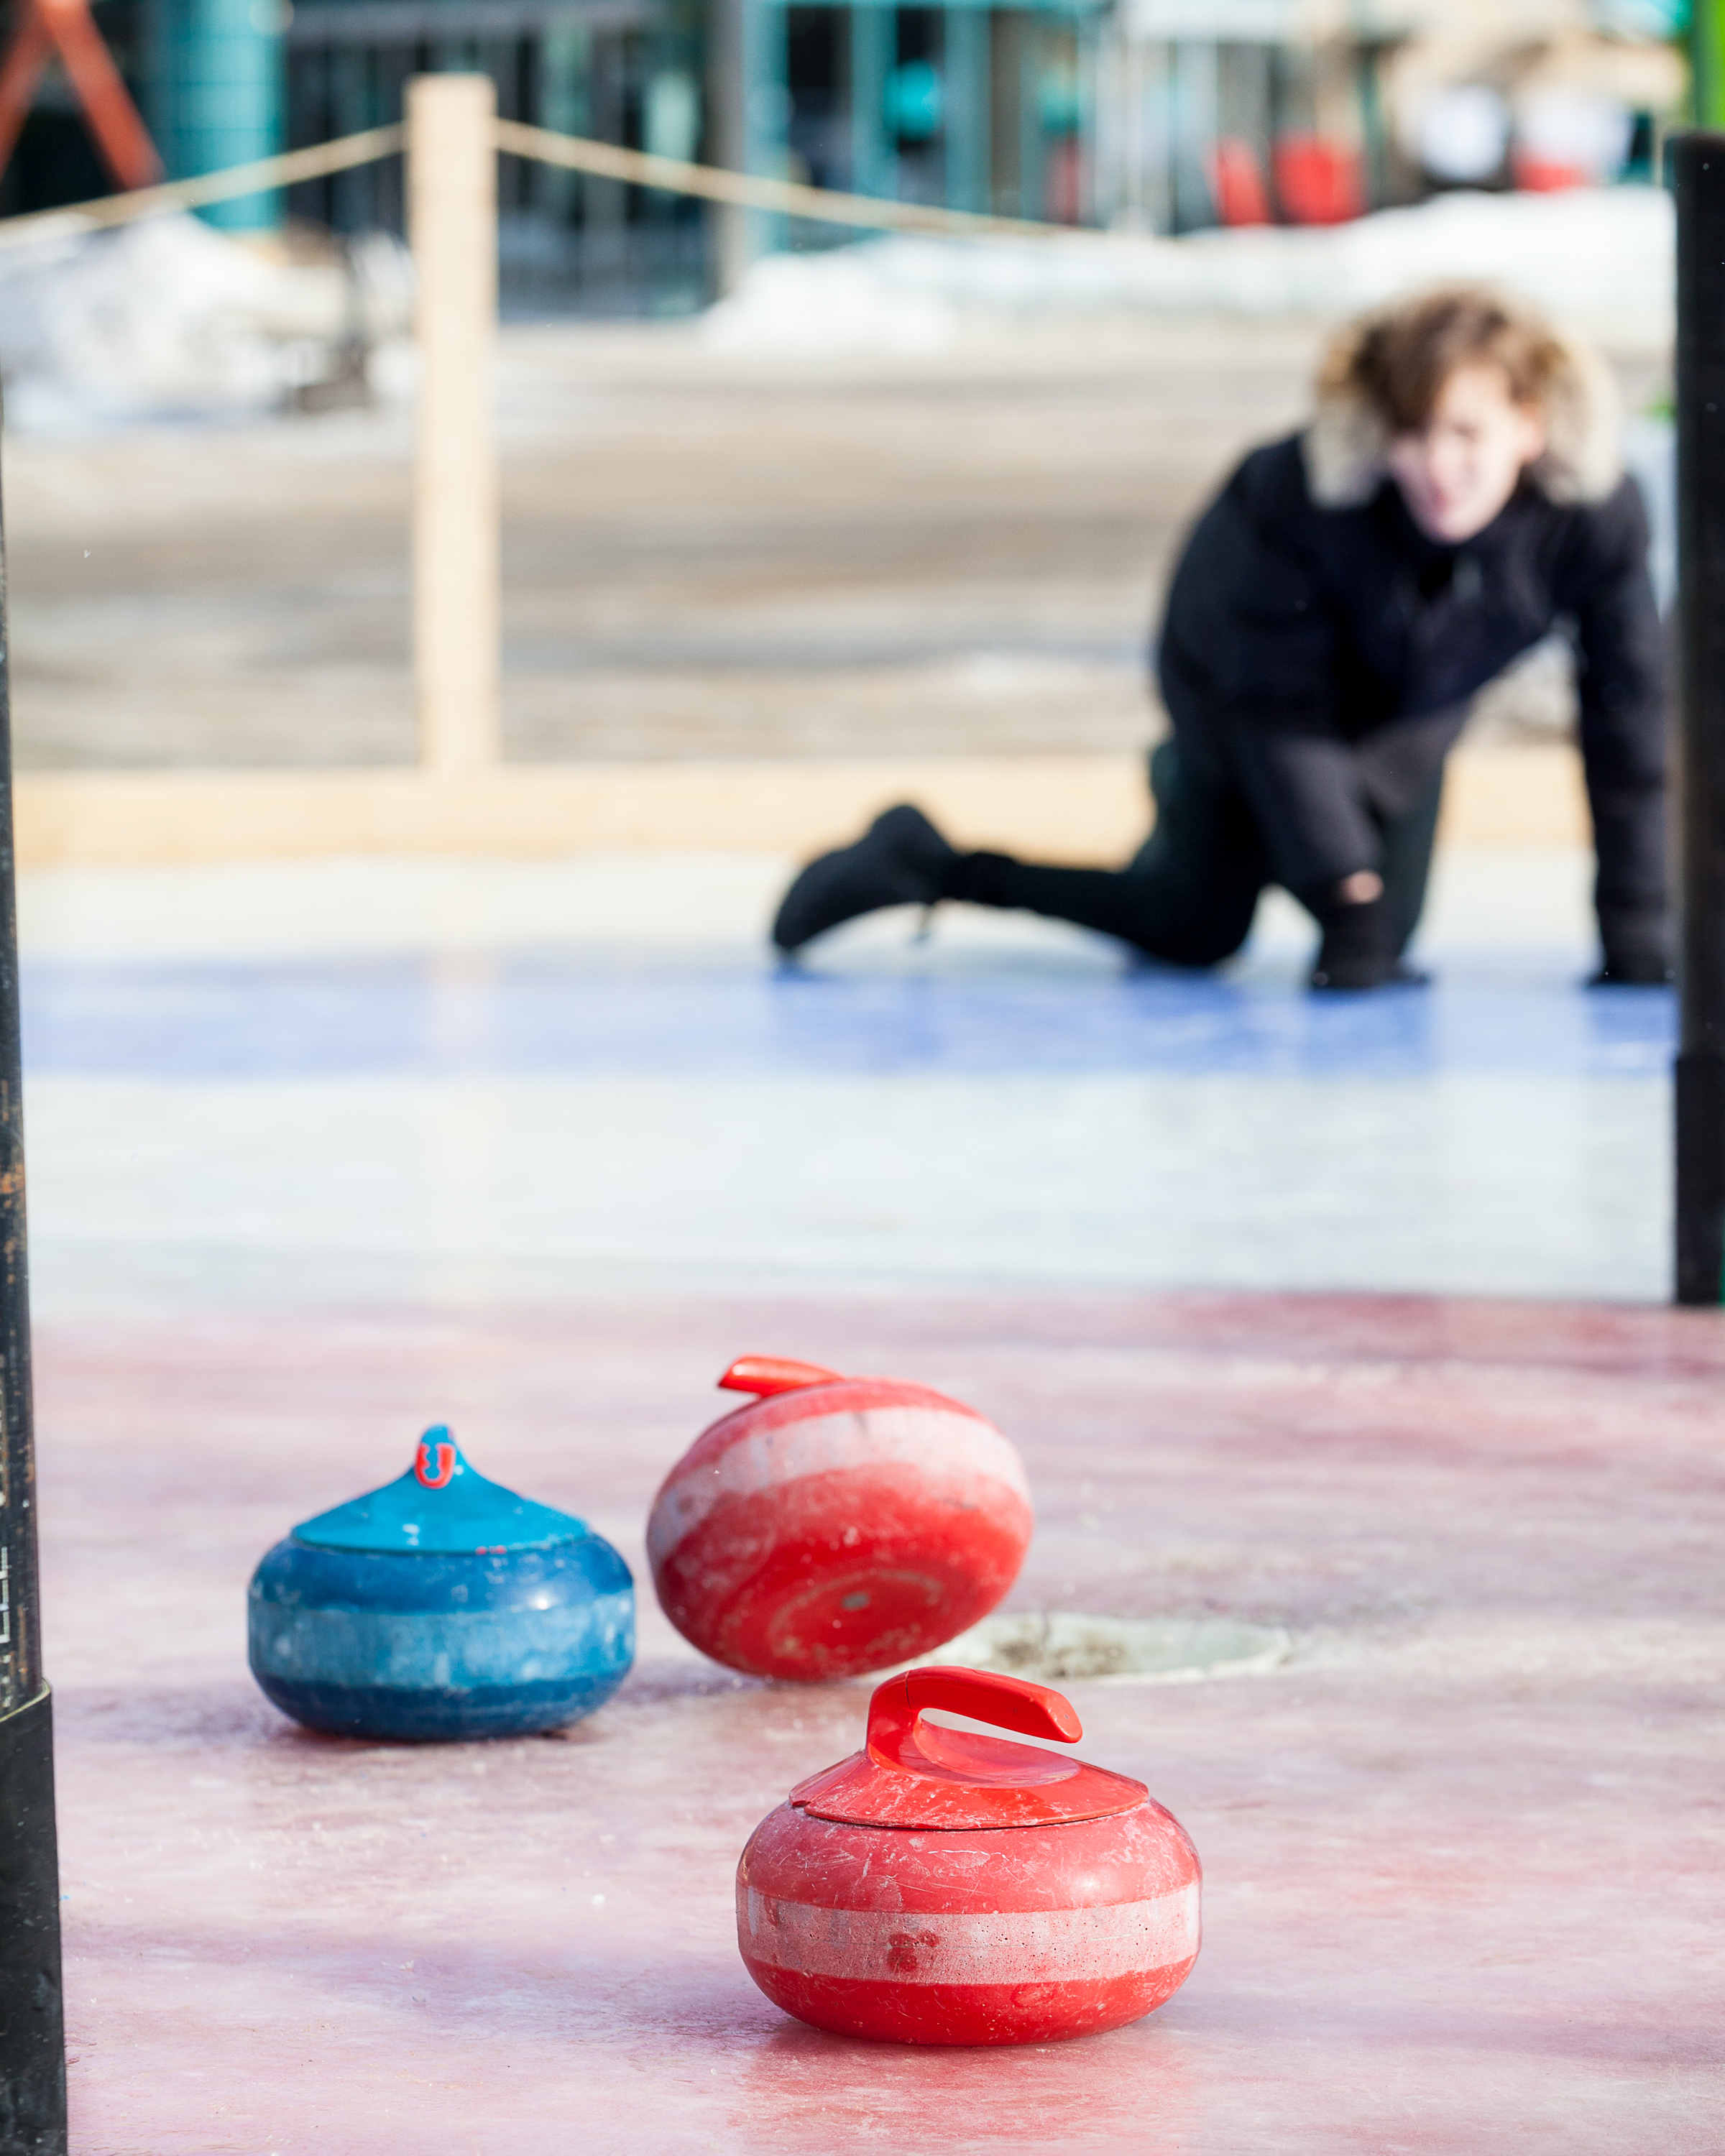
[{"x1": 0, "y1": 0, "x2": 1689, "y2": 298}]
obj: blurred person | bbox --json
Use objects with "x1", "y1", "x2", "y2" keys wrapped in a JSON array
[{"x1": 772, "y1": 286, "x2": 1669, "y2": 990}]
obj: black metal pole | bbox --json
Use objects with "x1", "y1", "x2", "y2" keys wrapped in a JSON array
[
  {"x1": 1674, "y1": 135, "x2": 1725, "y2": 1306},
  {"x1": 0, "y1": 406, "x2": 65, "y2": 2151}
]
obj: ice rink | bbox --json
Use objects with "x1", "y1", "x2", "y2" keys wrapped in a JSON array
[{"x1": 25, "y1": 842, "x2": 1721, "y2": 2155}]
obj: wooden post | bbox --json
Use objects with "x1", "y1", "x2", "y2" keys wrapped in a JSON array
[{"x1": 408, "y1": 73, "x2": 500, "y2": 775}]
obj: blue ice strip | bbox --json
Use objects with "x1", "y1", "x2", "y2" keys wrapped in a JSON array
[{"x1": 17, "y1": 954, "x2": 1675, "y2": 1081}]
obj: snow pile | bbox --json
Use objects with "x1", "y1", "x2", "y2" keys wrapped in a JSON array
[
  {"x1": 0, "y1": 212, "x2": 413, "y2": 433},
  {"x1": 702, "y1": 187, "x2": 1674, "y2": 354}
]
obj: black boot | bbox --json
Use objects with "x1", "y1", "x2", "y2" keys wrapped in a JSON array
[
  {"x1": 772, "y1": 804, "x2": 958, "y2": 953},
  {"x1": 1310, "y1": 893, "x2": 1399, "y2": 991},
  {"x1": 1588, "y1": 936, "x2": 1674, "y2": 987}
]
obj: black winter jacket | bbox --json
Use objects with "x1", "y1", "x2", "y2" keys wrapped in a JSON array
[{"x1": 1156, "y1": 432, "x2": 1668, "y2": 953}]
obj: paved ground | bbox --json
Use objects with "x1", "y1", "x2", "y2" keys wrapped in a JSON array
[{"x1": 1, "y1": 318, "x2": 1605, "y2": 773}]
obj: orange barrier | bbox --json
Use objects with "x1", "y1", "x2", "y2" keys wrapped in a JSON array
[{"x1": 0, "y1": 0, "x2": 160, "y2": 190}]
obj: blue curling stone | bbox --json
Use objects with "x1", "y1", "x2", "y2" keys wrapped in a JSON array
[{"x1": 248, "y1": 1427, "x2": 634, "y2": 1741}]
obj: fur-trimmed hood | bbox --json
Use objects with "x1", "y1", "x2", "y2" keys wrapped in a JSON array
[{"x1": 1302, "y1": 297, "x2": 1623, "y2": 512}]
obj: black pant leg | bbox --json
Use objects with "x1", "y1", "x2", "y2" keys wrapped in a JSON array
[
  {"x1": 954, "y1": 740, "x2": 1271, "y2": 967},
  {"x1": 1376, "y1": 768, "x2": 1445, "y2": 959}
]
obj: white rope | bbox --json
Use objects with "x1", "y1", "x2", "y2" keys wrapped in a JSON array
[
  {"x1": 0, "y1": 125, "x2": 405, "y2": 249},
  {"x1": 0, "y1": 115, "x2": 1120, "y2": 251},
  {"x1": 494, "y1": 117, "x2": 1108, "y2": 244}
]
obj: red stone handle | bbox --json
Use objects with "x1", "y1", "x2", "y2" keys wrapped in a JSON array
[
  {"x1": 717, "y1": 1355, "x2": 842, "y2": 1398},
  {"x1": 866, "y1": 1665, "x2": 1082, "y2": 1766}
]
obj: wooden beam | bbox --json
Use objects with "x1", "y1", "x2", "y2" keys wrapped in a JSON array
[{"x1": 408, "y1": 74, "x2": 501, "y2": 776}]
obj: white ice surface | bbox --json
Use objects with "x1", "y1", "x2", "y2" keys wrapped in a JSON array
[
  {"x1": 25, "y1": 1067, "x2": 1661, "y2": 1311},
  {"x1": 14, "y1": 847, "x2": 1668, "y2": 1314}
]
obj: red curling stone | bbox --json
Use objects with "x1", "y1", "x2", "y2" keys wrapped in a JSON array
[
  {"x1": 737, "y1": 1665, "x2": 1202, "y2": 2045},
  {"x1": 646, "y1": 1356, "x2": 1033, "y2": 1682}
]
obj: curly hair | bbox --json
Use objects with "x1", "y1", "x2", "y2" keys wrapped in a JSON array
[{"x1": 1321, "y1": 285, "x2": 1568, "y2": 433}]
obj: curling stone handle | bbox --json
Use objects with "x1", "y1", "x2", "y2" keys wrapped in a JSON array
[
  {"x1": 866, "y1": 1666, "x2": 1083, "y2": 1766},
  {"x1": 718, "y1": 1356, "x2": 842, "y2": 1397},
  {"x1": 413, "y1": 1425, "x2": 459, "y2": 1489}
]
